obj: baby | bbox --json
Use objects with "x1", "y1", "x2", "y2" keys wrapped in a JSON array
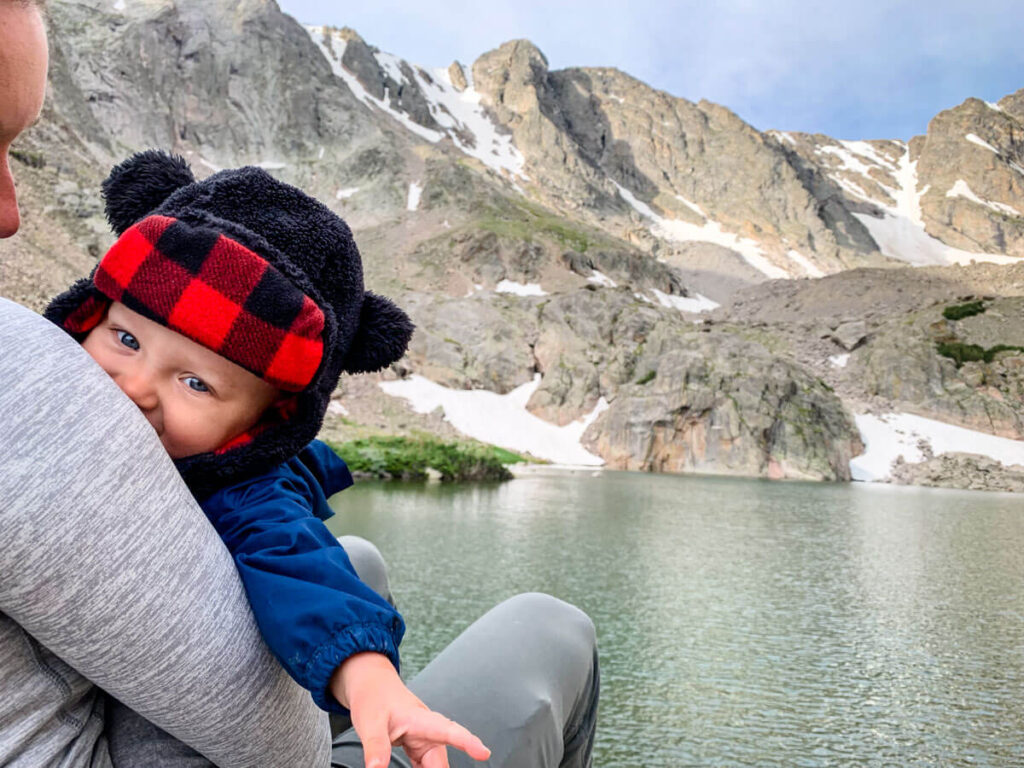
[{"x1": 45, "y1": 150, "x2": 489, "y2": 767}]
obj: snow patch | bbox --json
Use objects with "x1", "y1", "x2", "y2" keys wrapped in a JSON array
[
  {"x1": 945, "y1": 179, "x2": 1021, "y2": 217},
  {"x1": 615, "y1": 183, "x2": 789, "y2": 279},
  {"x1": 985, "y1": 101, "x2": 1003, "y2": 112},
  {"x1": 113, "y1": 0, "x2": 125, "y2": 10},
  {"x1": 256, "y1": 161, "x2": 287, "y2": 170},
  {"x1": 769, "y1": 130, "x2": 797, "y2": 146},
  {"x1": 306, "y1": 28, "x2": 528, "y2": 181},
  {"x1": 327, "y1": 400, "x2": 349, "y2": 416},
  {"x1": 407, "y1": 181, "x2": 423, "y2": 211},
  {"x1": 965, "y1": 133, "x2": 999, "y2": 154},
  {"x1": 854, "y1": 148, "x2": 1019, "y2": 267},
  {"x1": 828, "y1": 353, "x2": 850, "y2": 368},
  {"x1": 335, "y1": 187, "x2": 360, "y2": 200},
  {"x1": 674, "y1": 194, "x2": 708, "y2": 218},
  {"x1": 317, "y1": 146, "x2": 325, "y2": 160},
  {"x1": 587, "y1": 270, "x2": 617, "y2": 288},
  {"x1": 650, "y1": 288, "x2": 719, "y2": 313},
  {"x1": 496, "y1": 279, "x2": 547, "y2": 296},
  {"x1": 850, "y1": 412, "x2": 1024, "y2": 482},
  {"x1": 379, "y1": 374, "x2": 608, "y2": 466}
]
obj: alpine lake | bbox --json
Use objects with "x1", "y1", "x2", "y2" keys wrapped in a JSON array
[{"x1": 327, "y1": 470, "x2": 1024, "y2": 767}]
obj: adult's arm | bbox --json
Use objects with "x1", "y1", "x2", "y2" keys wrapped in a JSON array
[{"x1": 0, "y1": 299, "x2": 330, "y2": 768}]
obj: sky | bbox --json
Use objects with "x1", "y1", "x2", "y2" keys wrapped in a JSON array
[{"x1": 276, "y1": 0, "x2": 1024, "y2": 141}]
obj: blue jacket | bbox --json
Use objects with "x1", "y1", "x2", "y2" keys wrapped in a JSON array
[{"x1": 200, "y1": 440, "x2": 405, "y2": 712}]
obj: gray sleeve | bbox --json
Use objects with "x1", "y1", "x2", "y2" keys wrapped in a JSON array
[{"x1": 0, "y1": 299, "x2": 330, "y2": 768}]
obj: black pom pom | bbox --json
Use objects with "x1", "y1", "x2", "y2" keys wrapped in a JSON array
[
  {"x1": 102, "y1": 150, "x2": 195, "y2": 234},
  {"x1": 342, "y1": 291, "x2": 415, "y2": 374}
]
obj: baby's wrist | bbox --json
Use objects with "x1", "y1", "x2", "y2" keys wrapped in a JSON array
[{"x1": 330, "y1": 651, "x2": 399, "y2": 708}]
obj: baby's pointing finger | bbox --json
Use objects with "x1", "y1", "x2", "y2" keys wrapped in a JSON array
[{"x1": 414, "y1": 714, "x2": 490, "y2": 761}]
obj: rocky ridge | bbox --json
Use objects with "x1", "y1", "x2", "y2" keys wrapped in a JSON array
[{"x1": 1, "y1": 0, "x2": 1022, "y2": 489}]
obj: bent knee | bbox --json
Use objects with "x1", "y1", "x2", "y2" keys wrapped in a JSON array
[{"x1": 499, "y1": 592, "x2": 597, "y2": 650}]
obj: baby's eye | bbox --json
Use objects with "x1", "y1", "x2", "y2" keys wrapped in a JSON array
[
  {"x1": 184, "y1": 376, "x2": 209, "y2": 393},
  {"x1": 116, "y1": 330, "x2": 139, "y2": 351}
]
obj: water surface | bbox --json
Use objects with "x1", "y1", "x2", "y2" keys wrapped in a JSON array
[{"x1": 328, "y1": 472, "x2": 1024, "y2": 766}]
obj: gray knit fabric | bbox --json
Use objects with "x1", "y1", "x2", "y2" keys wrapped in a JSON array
[{"x1": 0, "y1": 299, "x2": 330, "y2": 768}]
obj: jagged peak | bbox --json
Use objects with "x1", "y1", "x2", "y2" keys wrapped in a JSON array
[{"x1": 480, "y1": 39, "x2": 549, "y2": 70}]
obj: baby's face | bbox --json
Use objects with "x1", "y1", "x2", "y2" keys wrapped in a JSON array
[{"x1": 83, "y1": 302, "x2": 282, "y2": 459}]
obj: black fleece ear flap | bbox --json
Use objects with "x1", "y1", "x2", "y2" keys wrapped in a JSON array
[
  {"x1": 342, "y1": 291, "x2": 415, "y2": 374},
  {"x1": 102, "y1": 150, "x2": 196, "y2": 235}
]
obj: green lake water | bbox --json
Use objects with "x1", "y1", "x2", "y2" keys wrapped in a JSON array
[{"x1": 327, "y1": 471, "x2": 1024, "y2": 767}]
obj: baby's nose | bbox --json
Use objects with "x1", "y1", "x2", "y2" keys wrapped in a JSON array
[{"x1": 118, "y1": 371, "x2": 159, "y2": 411}]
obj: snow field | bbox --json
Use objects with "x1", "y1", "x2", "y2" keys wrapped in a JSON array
[
  {"x1": 379, "y1": 374, "x2": 608, "y2": 466},
  {"x1": 850, "y1": 412, "x2": 1024, "y2": 482}
]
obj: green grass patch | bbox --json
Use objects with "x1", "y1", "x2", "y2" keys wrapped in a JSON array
[
  {"x1": 936, "y1": 341, "x2": 1024, "y2": 367},
  {"x1": 326, "y1": 436, "x2": 524, "y2": 482},
  {"x1": 942, "y1": 300, "x2": 986, "y2": 321},
  {"x1": 636, "y1": 369, "x2": 657, "y2": 385},
  {"x1": 10, "y1": 149, "x2": 45, "y2": 169}
]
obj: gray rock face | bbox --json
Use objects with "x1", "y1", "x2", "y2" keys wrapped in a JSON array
[
  {"x1": 587, "y1": 322, "x2": 860, "y2": 481},
  {"x1": 448, "y1": 61, "x2": 468, "y2": 92},
  {"x1": 830, "y1": 320, "x2": 868, "y2": 351},
  {"x1": 916, "y1": 95, "x2": 1024, "y2": 257},
  {"x1": 850, "y1": 297, "x2": 1024, "y2": 438},
  {"x1": 470, "y1": 41, "x2": 886, "y2": 277}
]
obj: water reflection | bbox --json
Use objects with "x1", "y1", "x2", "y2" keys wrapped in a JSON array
[{"x1": 328, "y1": 474, "x2": 1024, "y2": 766}]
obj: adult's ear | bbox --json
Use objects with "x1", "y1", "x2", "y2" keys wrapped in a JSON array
[
  {"x1": 102, "y1": 150, "x2": 195, "y2": 234},
  {"x1": 342, "y1": 292, "x2": 415, "y2": 374}
]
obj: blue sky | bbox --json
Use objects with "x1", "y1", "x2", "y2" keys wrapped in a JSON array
[{"x1": 277, "y1": 0, "x2": 1023, "y2": 141}]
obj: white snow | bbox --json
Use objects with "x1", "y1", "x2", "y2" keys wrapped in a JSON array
[
  {"x1": 818, "y1": 144, "x2": 877, "y2": 176},
  {"x1": 841, "y1": 140, "x2": 897, "y2": 170},
  {"x1": 965, "y1": 133, "x2": 1000, "y2": 155},
  {"x1": 850, "y1": 412, "x2": 1024, "y2": 482},
  {"x1": 587, "y1": 270, "x2": 617, "y2": 288},
  {"x1": 615, "y1": 182, "x2": 790, "y2": 279},
  {"x1": 985, "y1": 101, "x2": 1004, "y2": 112},
  {"x1": 828, "y1": 353, "x2": 850, "y2": 368},
  {"x1": 379, "y1": 374, "x2": 608, "y2": 465},
  {"x1": 945, "y1": 179, "x2": 1021, "y2": 217},
  {"x1": 769, "y1": 130, "x2": 797, "y2": 146},
  {"x1": 674, "y1": 194, "x2": 708, "y2": 218},
  {"x1": 335, "y1": 187, "x2": 360, "y2": 200},
  {"x1": 633, "y1": 292, "x2": 654, "y2": 304},
  {"x1": 305, "y1": 27, "x2": 528, "y2": 181},
  {"x1": 495, "y1": 279, "x2": 547, "y2": 296},
  {"x1": 786, "y1": 249, "x2": 825, "y2": 278},
  {"x1": 317, "y1": 146, "x2": 325, "y2": 160},
  {"x1": 650, "y1": 288, "x2": 719, "y2": 313},
  {"x1": 327, "y1": 400, "x2": 349, "y2": 416},
  {"x1": 256, "y1": 161, "x2": 287, "y2": 170},
  {"x1": 113, "y1": 0, "x2": 125, "y2": 10},
  {"x1": 406, "y1": 181, "x2": 423, "y2": 211},
  {"x1": 853, "y1": 148, "x2": 1020, "y2": 267}
]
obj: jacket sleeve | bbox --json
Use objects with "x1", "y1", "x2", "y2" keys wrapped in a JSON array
[{"x1": 202, "y1": 473, "x2": 405, "y2": 712}]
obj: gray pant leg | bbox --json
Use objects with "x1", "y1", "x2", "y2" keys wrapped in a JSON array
[
  {"x1": 0, "y1": 300, "x2": 330, "y2": 768},
  {"x1": 331, "y1": 593, "x2": 599, "y2": 768}
]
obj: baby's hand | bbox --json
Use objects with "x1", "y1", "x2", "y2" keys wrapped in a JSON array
[{"x1": 330, "y1": 652, "x2": 491, "y2": 768}]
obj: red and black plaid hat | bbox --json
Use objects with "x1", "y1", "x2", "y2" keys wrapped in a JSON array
[{"x1": 46, "y1": 150, "x2": 414, "y2": 498}]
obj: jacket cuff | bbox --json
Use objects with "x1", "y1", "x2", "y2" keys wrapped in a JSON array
[{"x1": 303, "y1": 620, "x2": 403, "y2": 712}]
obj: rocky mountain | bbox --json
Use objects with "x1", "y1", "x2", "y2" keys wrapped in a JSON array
[{"x1": 2, "y1": 0, "x2": 1022, "y2": 489}]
